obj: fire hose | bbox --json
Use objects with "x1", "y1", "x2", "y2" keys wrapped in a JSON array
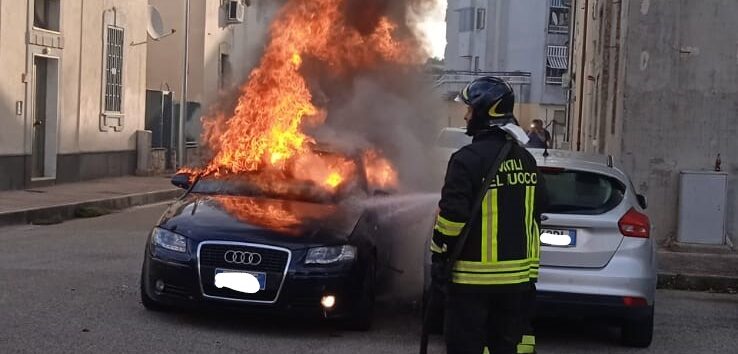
[{"x1": 419, "y1": 140, "x2": 512, "y2": 354}]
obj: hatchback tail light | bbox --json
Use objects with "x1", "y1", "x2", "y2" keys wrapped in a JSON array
[
  {"x1": 623, "y1": 296, "x2": 648, "y2": 307},
  {"x1": 619, "y1": 208, "x2": 650, "y2": 238}
]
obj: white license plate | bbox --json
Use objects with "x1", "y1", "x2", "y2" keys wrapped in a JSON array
[
  {"x1": 215, "y1": 268, "x2": 266, "y2": 291},
  {"x1": 540, "y1": 228, "x2": 577, "y2": 247}
]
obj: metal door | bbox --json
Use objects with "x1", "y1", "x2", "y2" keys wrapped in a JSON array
[{"x1": 32, "y1": 56, "x2": 49, "y2": 178}]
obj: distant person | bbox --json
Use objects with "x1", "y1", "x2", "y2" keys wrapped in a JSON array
[{"x1": 526, "y1": 119, "x2": 551, "y2": 149}]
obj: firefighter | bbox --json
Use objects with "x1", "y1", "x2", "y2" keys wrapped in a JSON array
[{"x1": 430, "y1": 77, "x2": 545, "y2": 354}]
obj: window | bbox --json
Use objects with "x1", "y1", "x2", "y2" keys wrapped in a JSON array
[
  {"x1": 541, "y1": 169, "x2": 625, "y2": 215},
  {"x1": 104, "y1": 26, "x2": 125, "y2": 113},
  {"x1": 226, "y1": 0, "x2": 246, "y2": 24},
  {"x1": 34, "y1": 0, "x2": 61, "y2": 32},
  {"x1": 476, "y1": 8, "x2": 486, "y2": 30},
  {"x1": 546, "y1": 45, "x2": 568, "y2": 85},
  {"x1": 548, "y1": 0, "x2": 570, "y2": 33},
  {"x1": 229, "y1": 1, "x2": 238, "y2": 19},
  {"x1": 219, "y1": 53, "x2": 232, "y2": 90},
  {"x1": 457, "y1": 8, "x2": 474, "y2": 32},
  {"x1": 474, "y1": 56, "x2": 480, "y2": 72}
]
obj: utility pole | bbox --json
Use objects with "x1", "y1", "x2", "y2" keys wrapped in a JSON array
[{"x1": 177, "y1": 0, "x2": 190, "y2": 169}]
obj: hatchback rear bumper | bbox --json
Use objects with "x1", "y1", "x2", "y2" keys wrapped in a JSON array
[
  {"x1": 536, "y1": 291, "x2": 653, "y2": 321},
  {"x1": 536, "y1": 237, "x2": 657, "y2": 306}
]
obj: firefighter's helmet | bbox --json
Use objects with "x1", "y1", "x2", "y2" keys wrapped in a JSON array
[{"x1": 456, "y1": 77, "x2": 516, "y2": 136}]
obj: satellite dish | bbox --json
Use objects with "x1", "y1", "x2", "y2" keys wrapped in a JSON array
[
  {"x1": 147, "y1": 5, "x2": 167, "y2": 40},
  {"x1": 129, "y1": 5, "x2": 174, "y2": 45}
]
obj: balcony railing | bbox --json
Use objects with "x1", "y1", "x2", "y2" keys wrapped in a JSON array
[
  {"x1": 435, "y1": 71, "x2": 532, "y2": 100},
  {"x1": 550, "y1": 0, "x2": 571, "y2": 9},
  {"x1": 548, "y1": 24, "x2": 569, "y2": 34}
]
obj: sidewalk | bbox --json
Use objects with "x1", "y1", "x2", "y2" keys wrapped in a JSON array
[{"x1": 0, "y1": 175, "x2": 182, "y2": 226}]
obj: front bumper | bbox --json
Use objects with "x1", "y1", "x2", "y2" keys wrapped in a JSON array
[{"x1": 142, "y1": 250, "x2": 363, "y2": 319}]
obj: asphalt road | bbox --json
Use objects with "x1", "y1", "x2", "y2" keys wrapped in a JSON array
[{"x1": 1, "y1": 203, "x2": 737, "y2": 353}]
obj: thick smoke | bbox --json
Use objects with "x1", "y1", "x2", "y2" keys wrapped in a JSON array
[
  {"x1": 310, "y1": 0, "x2": 447, "y2": 193},
  {"x1": 329, "y1": 0, "x2": 446, "y2": 301}
]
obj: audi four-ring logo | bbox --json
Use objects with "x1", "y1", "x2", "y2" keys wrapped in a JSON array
[{"x1": 224, "y1": 250, "x2": 262, "y2": 265}]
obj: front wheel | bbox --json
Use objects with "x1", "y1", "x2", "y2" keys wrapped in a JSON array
[{"x1": 621, "y1": 306, "x2": 654, "y2": 347}]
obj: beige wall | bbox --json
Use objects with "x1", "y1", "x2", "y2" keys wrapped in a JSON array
[
  {"x1": 568, "y1": 0, "x2": 613, "y2": 154},
  {"x1": 72, "y1": 0, "x2": 149, "y2": 153},
  {"x1": 0, "y1": 0, "x2": 148, "y2": 157},
  {"x1": 0, "y1": 0, "x2": 30, "y2": 156},
  {"x1": 146, "y1": 0, "x2": 214, "y2": 107},
  {"x1": 147, "y1": 0, "x2": 277, "y2": 112}
]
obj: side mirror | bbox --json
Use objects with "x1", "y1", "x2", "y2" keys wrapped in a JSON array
[
  {"x1": 171, "y1": 173, "x2": 191, "y2": 190},
  {"x1": 636, "y1": 194, "x2": 648, "y2": 210}
]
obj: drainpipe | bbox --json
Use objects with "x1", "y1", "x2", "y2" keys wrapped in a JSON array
[
  {"x1": 576, "y1": 0, "x2": 589, "y2": 151},
  {"x1": 177, "y1": 0, "x2": 190, "y2": 169},
  {"x1": 565, "y1": 0, "x2": 577, "y2": 145}
]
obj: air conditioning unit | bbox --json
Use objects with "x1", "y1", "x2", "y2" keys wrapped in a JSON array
[
  {"x1": 226, "y1": 0, "x2": 245, "y2": 24},
  {"x1": 561, "y1": 71, "x2": 571, "y2": 88}
]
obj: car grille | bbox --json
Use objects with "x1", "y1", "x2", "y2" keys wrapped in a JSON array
[{"x1": 198, "y1": 242, "x2": 290, "y2": 303}]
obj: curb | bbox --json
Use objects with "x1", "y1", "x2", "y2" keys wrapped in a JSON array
[
  {"x1": 0, "y1": 189, "x2": 183, "y2": 227},
  {"x1": 657, "y1": 272, "x2": 738, "y2": 293}
]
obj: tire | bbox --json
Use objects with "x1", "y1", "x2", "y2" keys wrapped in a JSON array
[
  {"x1": 140, "y1": 272, "x2": 170, "y2": 312},
  {"x1": 343, "y1": 260, "x2": 376, "y2": 331},
  {"x1": 621, "y1": 306, "x2": 654, "y2": 348}
]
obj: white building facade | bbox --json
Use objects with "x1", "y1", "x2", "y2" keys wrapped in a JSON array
[{"x1": 0, "y1": 0, "x2": 149, "y2": 190}]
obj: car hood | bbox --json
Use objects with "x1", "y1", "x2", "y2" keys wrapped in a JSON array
[{"x1": 158, "y1": 193, "x2": 365, "y2": 247}]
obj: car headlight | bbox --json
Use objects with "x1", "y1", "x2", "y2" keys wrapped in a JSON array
[
  {"x1": 305, "y1": 245, "x2": 356, "y2": 265},
  {"x1": 151, "y1": 228, "x2": 188, "y2": 253}
]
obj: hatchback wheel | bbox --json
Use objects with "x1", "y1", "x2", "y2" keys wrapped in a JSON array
[{"x1": 621, "y1": 306, "x2": 654, "y2": 347}]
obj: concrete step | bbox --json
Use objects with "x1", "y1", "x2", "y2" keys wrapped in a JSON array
[{"x1": 657, "y1": 248, "x2": 738, "y2": 293}]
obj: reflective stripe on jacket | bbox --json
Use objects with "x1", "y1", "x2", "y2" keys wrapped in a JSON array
[{"x1": 431, "y1": 129, "x2": 546, "y2": 290}]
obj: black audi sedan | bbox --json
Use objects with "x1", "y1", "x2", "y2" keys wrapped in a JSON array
[{"x1": 140, "y1": 170, "x2": 389, "y2": 330}]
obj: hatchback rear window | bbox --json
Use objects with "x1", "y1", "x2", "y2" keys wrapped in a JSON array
[{"x1": 541, "y1": 169, "x2": 625, "y2": 215}]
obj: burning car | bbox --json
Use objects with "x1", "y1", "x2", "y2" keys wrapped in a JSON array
[
  {"x1": 140, "y1": 0, "x2": 425, "y2": 331},
  {"x1": 140, "y1": 150, "x2": 395, "y2": 330}
]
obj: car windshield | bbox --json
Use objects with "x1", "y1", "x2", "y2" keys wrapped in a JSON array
[
  {"x1": 541, "y1": 169, "x2": 625, "y2": 215},
  {"x1": 190, "y1": 173, "x2": 366, "y2": 204},
  {"x1": 436, "y1": 129, "x2": 471, "y2": 149}
]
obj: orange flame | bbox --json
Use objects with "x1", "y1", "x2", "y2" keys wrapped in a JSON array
[
  {"x1": 212, "y1": 195, "x2": 338, "y2": 235},
  {"x1": 213, "y1": 196, "x2": 301, "y2": 235},
  {"x1": 185, "y1": 0, "x2": 422, "y2": 194},
  {"x1": 363, "y1": 149, "x2": 399, "y2": 191}
]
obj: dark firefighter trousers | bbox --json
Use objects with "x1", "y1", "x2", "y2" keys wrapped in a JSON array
[{"x1": 444, "y1": 289, "x2": 526, "y2": 354}]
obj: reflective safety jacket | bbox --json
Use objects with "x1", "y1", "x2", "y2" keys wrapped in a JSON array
[{"x1": 431, "y1": 129, "x2": 546, "y2": 292}]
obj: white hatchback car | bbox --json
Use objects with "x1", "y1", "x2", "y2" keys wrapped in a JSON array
[{"x1": 425, "y1": 128, "x2": 656, "y2": 347}]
